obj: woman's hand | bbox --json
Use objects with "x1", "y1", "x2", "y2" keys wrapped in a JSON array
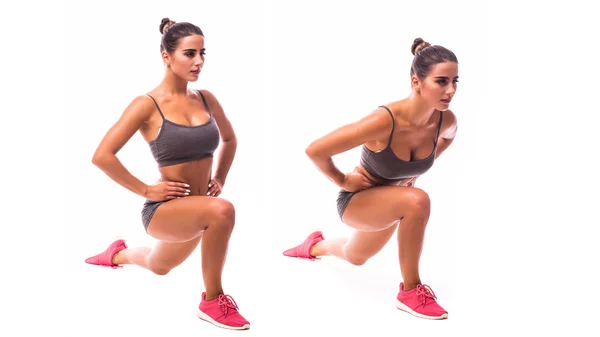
[
  {"x1": 145, "y1": 178, "x2": 190, "y2": 202},
  {"x1": 207, "y1": 177, "x2": 223, "y2": 197},
  {"x1": 342, "y1": 167, "x2": 374, "y2": 192}
]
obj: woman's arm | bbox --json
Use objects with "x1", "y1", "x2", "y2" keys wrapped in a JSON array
[
  {"x1": 435, "y1": 110, "x2": 458, "y2": 159},
  {"x1": 201, "y1": 89, "x2": 237, "y2": 187},
  {"x1": 91, "y1": 95, "x2": 155, "y2": 197},
  {"x1": 305, "y1": 107, "x2": 393, "y2": 189}
]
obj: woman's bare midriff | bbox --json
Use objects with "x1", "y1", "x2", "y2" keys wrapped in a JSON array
[{"x1": 158, "y1": 158, "x2": 213, "y2": 197}]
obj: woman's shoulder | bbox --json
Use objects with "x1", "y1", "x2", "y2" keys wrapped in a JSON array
[
  {"x1": 439, "y1": 109, "x2": 457, "y2": 138},
  {"x1": 191, "y1": 88, "x2": 218, "y2": 101}
]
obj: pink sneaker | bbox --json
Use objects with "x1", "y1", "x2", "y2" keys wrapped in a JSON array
[
  {"x1": 84, "y1": 239, "x2": 127, "y2": 269},
  {"x1": 282, "y1": 231, "x2": 324, "y2": 260},
  {"x1": 197, "y1": 293, "x2": 250, "y2": 330},
  {"x1": 395, "y1": 283, "x2": 448, "y2": 320}
]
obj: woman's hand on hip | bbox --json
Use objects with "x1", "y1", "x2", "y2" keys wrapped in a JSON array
[{"x1": 145, "y1": 178, "x2": 190, "y2": 201}]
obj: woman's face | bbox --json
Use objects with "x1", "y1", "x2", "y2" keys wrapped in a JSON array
[
  {"x1": 414, "y1": 61, "x2": 459, "y2": 111},
  {"x1": 163, "y1": 34, "x2": 205, "y2": 82}
]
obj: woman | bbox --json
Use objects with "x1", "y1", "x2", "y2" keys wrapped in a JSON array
[
  {"x1": 283, "y1": 38, "x2": 459, "y2": 320},
  {"x1": 85, "y1": 18, "x2": 250, "y2": 330}
]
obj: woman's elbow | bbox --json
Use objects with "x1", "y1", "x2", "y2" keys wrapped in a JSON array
[
  {"x1": 92, "y1": 150, "x2": 111, "y2": 167},
  {"x1": 305, "y1": 143, "x2": 317, "y2": 159}
]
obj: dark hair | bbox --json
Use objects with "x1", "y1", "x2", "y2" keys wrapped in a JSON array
[
  {"x1": 159, "y1": 18, "x2": 204, "y2": 54},
  {"x1": 410, "y1": 37, "x2": 458, "y2": 79}
]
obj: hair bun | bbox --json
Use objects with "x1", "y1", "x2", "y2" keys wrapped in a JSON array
[
  {"x1": 160, "y1": 18, "x2": 176, "y2": 34},
  {"x1": 411, "y1": 37, "x2": 431, "y2": 55}
]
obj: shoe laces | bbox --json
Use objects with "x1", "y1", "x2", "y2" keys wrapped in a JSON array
[
  {"x1": 415, "y1": 284, "x2": 437, "y2": 305},
  {"x1": 217, "y1": 294, "x2": 239, "y2": 317}
]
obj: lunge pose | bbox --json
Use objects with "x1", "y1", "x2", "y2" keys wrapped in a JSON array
[
  {"x1": 86, "y1": 18, "x2": 250, "y2": 330},
  {"x1": 284, "y1": 38, "x2": 459, "y2": 320}
]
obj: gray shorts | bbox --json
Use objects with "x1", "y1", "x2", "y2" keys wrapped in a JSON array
[
  {"x1": 336, "y1": 189, "x2": 357, "y2": 220},
  {"x1": 141, "y1": 199, "x2": 164, "y2": 232}
]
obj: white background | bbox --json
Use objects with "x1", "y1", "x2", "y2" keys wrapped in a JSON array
[{"x1": 2, "y1": 0, "x2": 599, "y2": 336}]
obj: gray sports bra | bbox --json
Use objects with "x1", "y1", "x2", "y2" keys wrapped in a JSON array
[
  {"x1": 360, "y1": 105, "x2": 443, "y2": 183},
  {"x1": 146, "y1": 91, "x2": 220, "y2": 167}
]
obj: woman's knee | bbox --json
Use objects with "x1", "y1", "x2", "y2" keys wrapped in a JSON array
[
  {"x1": 147, "y1": 262, "x2": 172, "y2": 276},
  {"x1": 404, "y1": 188, "x2": 431, "y2": 213},
  {"x1": 210, "y1": 198, "x2": 236, "y2": 229},
  {"x1": 342, "y1": 247, "x2": 369, "y2": 266}
]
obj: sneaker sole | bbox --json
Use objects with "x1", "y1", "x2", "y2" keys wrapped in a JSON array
[
  {"x1": 394, "y1": 299, "x2": 448, "y2": 320},
  {"x1": 196, "y1": 309, "x2": 250, "y2": 330}
]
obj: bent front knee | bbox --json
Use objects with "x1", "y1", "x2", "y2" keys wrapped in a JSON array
[
  {"x1": 211, "y1": 199, "x2": 236, "y2": 229},
  {"x1": 406, "y1": 188, "x2": 431, "y2": 213}
]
